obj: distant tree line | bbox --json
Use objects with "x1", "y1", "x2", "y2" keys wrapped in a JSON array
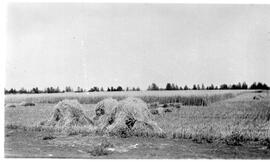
[
  {"x1": 4, "y1": 86, "x2": 63, "y2": 94},
  {"x1": 147, "y1": 82, "x2": 269, "y2": 91},
  {"x1": 4, "y1": 82, "x2": 269, "y2": 94},
  {"x1": 4, "y1": 85, "x2": 140, "y2": 94}
]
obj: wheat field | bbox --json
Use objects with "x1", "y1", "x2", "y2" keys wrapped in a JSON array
[
  {"x1": 5, "y1": 90, "x2": 270, "y2": 144},
  {"x1": 5, "y1": 90, "x2": 248, "y2": 105}
]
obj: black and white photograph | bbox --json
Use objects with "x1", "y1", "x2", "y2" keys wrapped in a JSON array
[{"x1": 3, "y1": 1, "x2": 270, "y2": 159}]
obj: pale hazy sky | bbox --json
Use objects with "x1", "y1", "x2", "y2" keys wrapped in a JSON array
[{"x1": 6, "y1": 3, "x2": 270, "y2": 90}]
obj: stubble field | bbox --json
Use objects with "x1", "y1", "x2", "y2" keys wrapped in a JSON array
[{"x1": 4, "y1": 90, "x2": 270, "y2": 158}]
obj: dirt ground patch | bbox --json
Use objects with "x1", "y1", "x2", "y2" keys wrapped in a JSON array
[{"x1": 5, "y1": 128, "x2": 270, "y2": 159}]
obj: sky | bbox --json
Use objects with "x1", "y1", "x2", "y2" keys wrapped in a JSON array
[{"x1": 6, "y1": 3, "x2": 270, "y2": 90}]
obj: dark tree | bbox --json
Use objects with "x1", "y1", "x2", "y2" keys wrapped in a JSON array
[
  {"x1": 184, "y1": 85, "x2": 189, "y2": 90},
  {"x1": 262, "y1": 83, "x2": 269, "y2": 89},
  {"x1": 257, "y1": 82, "x2": 263, "y2": 89},
  {"x1": 56, "y1": 86, "x2": 61, "y2": 93},
  {"x1": 76, "y1": 86, "x2": 83, "y2": 92},
  {"x1": 207, "y1": 84, "x2": 214, "y2": 90},
  {"x1": 241, "y1": 82, "x2": 248, "y2": 89},
  {"x1": 147, "y1": 83, "x2": 159, "y2": 91},
  {"x1": 19, "y1": 88, "x2": 27, "y2": 94},
  {"x1": 10, "y1": 88, "x2": 17, "y2": 94},
  {"x1": 5, "y1": 88, "x2": 17, "y2": 94},
  {"x1": 31, "y1": 87, "x2": 39, "y2": 93},
  {"x1": 110, "y1": 86, "x2": 115, "y2": 91},
  {"x1": 197, "y1": 84, "x2": 201, "y2": 90},
  {"x1": 231, "y1": 84, "x2": 237, "y2": 89},
  {"x1": 237, "y1": 82, "x2": 242, "y2": 89},
  {"x1": 250, "y1": 82, "x2": 256, "y2": 89},
  {"x1": 89, "y1": 86, "x2": 99, "y2": 92},
  {"x1": 172, "y1": 83, "x2": 176, "y2": 90},
  {"x1": 166, "y1": 83, "x2": 172, "y2": 90},
  {"x1": 220, "y1": 84, "x2": 228, "y2": 90},
  {"x1": 249, "y1": 82, "x2": 269, "y2": 89},
  {"x1": 65, "y1": 86, "x2": 73, "y2": 92},
  {"x1": 201, "y1": 84, "x2": 205, "y2": 90},
  {"x1": 116, "y1": 86, "x2": 123, "y2": 91}
]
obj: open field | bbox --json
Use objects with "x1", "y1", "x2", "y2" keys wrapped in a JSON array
[{"x1": 4, "y1": 90, "x2": 270, "y2": 158}]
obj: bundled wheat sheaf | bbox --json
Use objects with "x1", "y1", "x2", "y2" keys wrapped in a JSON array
[
  {"x1": 42, "y1": 97, "x2": 164, "y2": 137},
  {"x1": 94, "y1": 97, "x2": 164, "y2": 137},
  {"x1": 42, "y1": 99, "x2": 93, "y2": 128}
]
